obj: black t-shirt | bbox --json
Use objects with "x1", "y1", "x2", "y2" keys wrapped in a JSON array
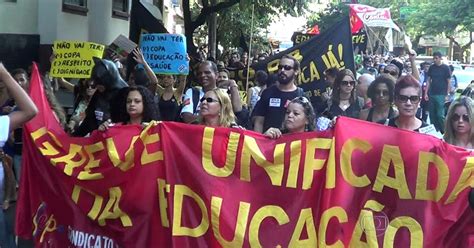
[
  {"x1": 253, "y1": 85, "x2": 300, "y2": 132},
  {"x1": 428, "y1": 64, "x2": 451, "y2": 96},
  {"x1": 310, "y1": 80, "x2": 331, "y2": 114},
  {"x1": 382, "y1": 117, "x2": 429, "y2": 132}
]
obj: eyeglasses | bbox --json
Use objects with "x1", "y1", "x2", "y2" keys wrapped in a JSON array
[
  {"x1": 384, "y1": 69, "x2": 398, "y2": 76},
  {"x1": 396, "y1": 95, "x2": 420, "y2": 103},
  {"x1": 278, "y1": 65, "x2": 294, "y2": 71},
  {"x1": 375, "y1": 89, "x2": 389, "y2": 97},
  {"x1": 341, "y1": 80, "x2": 356, "y2": 86},
  {"x1": 200, "y1": 97, "x2": 220, "y2": 103},
  {"x1": 452, "y1": 113, "x2": 469, "y2": 122}
]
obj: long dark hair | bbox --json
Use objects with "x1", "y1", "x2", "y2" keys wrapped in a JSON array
[
  {"x1": 123, "y1": 85, "x2": 159, "y2": 123},
  {"x1": 332, "y1": 69, "x2": 357, "y2": 104},
  {"x1": 367, "y1": 74, "x2": 395, "y2": 103}
]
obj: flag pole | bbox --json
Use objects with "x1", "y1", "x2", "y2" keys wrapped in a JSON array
[{"x1": 245, "y1": 3, "x2": 255, "y2": 95}]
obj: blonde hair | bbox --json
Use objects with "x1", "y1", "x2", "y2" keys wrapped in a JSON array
[
  {"x1": 444, "y1": 96, "x2": 474, "y2": 145},
  {"x1": 200, "y1": 88, "x2": 236, "y2": 127}
]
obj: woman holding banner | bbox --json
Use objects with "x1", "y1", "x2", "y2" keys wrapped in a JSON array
[
  {"x1": 326, "y1": 69, "x2": 364, "y2": 119},
  {"x1": 359, "y1": 74, "x2": 398, "y2": 123},
  {"x1": 98, "y1": 85, "x2": 159, "y2": 131},
  {"x1": 264, "y1": 96, "x2": 316, "y2": 139},
  {"x1": 443, "y1": 96, "x2": 474, "y2": 149},
  {"x1": 382, "y1": 75, "x2": 435, "y2": 134},
  {"x1": 199, "y1": 88, "x2": 237, "y2": 128}
]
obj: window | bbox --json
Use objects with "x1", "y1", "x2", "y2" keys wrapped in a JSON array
[
  {"x1": 112, "y1": 0, "x2": 129, "y2": 20},
  {"x1": 62, "y1": 0, "x2": 88, "y2": 15}
]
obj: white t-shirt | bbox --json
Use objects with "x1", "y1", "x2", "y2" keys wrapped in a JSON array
[
  {"x1": 0, "y1": 115, "x2": 9, "y2": 202},
  {"x1": 180, "y1": 87, "x2": 205, "y2": 116},
  {"x1": 0, "y1": 115, "x2": 9, "y2": 147}
]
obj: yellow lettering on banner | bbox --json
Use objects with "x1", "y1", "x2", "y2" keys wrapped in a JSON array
[
  {"x1": 211, "y1": 197, "x2": 250, "y2": 248},
  {"x1": 240, "y1": 136, "x2": 284, "y2": 186},
  {"x1": 78, "y1": 142, "x2": 104, "y2": 180},
  {"x1": 97, "y1": 187, "x2": 132, "y2": 227},
  {"x1": 383, "y1": 216, "x2": 423, "y2": 248},
  {"x1": 40, "y1": 215, "x2": 57, "y2": 243},
  {"x1": 288, "y1": 50, "x2": 303, "y2": 63},
  {"x1": 415, "y1": 152, "x2": 449, "y2": 201},
  {"x1": 326, "y1": 137, "x2": 337, "y2": 189},
  {"x1": 373, "y1": 145, "x2": 412, "y2": 199},
  {"x1": 72, "y1": 185, "x2": 103, "y2": 220},
  {"x1": 202, "y1": 127, "x2": 240, "y2": 177},
  {"x1": 349, "y1": 200, "x2": 384, "y2": 248},
  {"x1": 249, "y1": 205, "x2": 289, "y2": 248},
  {"x1": 141, "y1": 132, "x2": 163, "y2": 165},
  {"x1": 267, "y1": 59, "x2": 280, "y2": 74},
  {"x1": 286, "y1": 140, "x2": 302, "y2": 188},
  {"x1": 289, "y1": 208, "x2": 317, "y2": 247},
  {"x1": 172, "y1": 185, "x2": 209, "y2": 237},
  {"x1": 106, "y1": 136, "x2": 139, "y2": 171},
  {"x1": 318, "y1": 206, "x2": 347, "y2": 248},
  {"x1": 300, "y1": 66, "x2": 311, "y2": 84},
  {"x1": 157, "y1": 179, "x2": 169, "y2": 228},
  {"x1": 340, "y1": 138, "x2": 372, "y2": 187},
  {"x1": 30, "y1": 127, "x2": 60, "y2": 156},
  {"x1": 445, "y1": 156, "x2": 474, "y2": 204},
  {"x1": 303, "y1": 138, "x2": 332, "y2": 189},
  {"x1": 309, "y1": 61, "x2": 321, "y2": 81},
  {"x1": 51, "y1": 144, "x2": 86, "y2": 176}
]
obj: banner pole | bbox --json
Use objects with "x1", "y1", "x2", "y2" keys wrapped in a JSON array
[
  {"x1": 245, "y1": 3, "x2": 255, "y2": 94},
  {"x1": 364, "y1": 24, "x2": 374, "y2": 55}
]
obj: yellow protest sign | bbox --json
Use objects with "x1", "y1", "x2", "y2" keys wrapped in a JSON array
[{"x1": 50, "y1": 41, "x2": 105, "y2": 78}]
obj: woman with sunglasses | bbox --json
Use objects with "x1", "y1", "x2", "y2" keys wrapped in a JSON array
[
  {"x1": 66, "y1": 79, "x2": 97, "y2": 133},
  {"x1": 326, "y1": 69, "x2": 364, "y2": 119},
  {"x1": 443, "y1": 96, "x2": 474, "y2": 149},
  {"x1": 199, "y1": 88, "x2": 237, "y2": 128},
  {"x1": 359, "y1": 74, "x2": 398, "y2": 123},
  {"x1": 264, "y1": 96, "x2": 316, "y2": 138},
  {"x1": 383, "y1": 75, "x2": 434, "y2": 133}
]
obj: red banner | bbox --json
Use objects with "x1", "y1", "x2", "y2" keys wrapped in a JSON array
[{"x1": 17, "y1": 66, "x2": 474, "y2": 247}]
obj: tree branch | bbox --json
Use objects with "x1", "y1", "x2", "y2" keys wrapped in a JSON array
[{"x1": 191, "y1": 0, "x2": 239, "y2": 30}]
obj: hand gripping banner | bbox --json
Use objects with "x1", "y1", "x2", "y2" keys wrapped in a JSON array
[{"x1": 16, "y1": 65, "x2": 474, "y2": 247}]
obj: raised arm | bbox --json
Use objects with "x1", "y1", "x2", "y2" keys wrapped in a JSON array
[
  {"x1": 175, "y1": 75, "x2": 187, "y2": 100},
  {"x1": 133, "y1": 48, "x2": 159, "y2": 85},
  {"x1": 0, "y1": 63, "x2": 38, "y2": 131}
]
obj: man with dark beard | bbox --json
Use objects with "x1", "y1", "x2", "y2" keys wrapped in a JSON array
[{"x1": 253, "y1": 55, "x2": 304, "y2": 133}]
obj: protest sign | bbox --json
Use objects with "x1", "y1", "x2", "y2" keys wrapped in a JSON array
[
  {"x1": 50, "y1": 41, "x2": 105, "y2": 78},
  {"x1": 109, "y1": 34, "x2": 137, "y2": 58},
  {"x1": 291, "y1": 32, "x2": 317, "y2": 46},
  {"x1": 229, "y1": 18, "x2": 355, "y2": 113},
  {"x1": 16, "y1": 65, "x2": 474, "y2": 248},
  {"x1": 140, "y1": 34, "x2": 189, "y2": 75}
]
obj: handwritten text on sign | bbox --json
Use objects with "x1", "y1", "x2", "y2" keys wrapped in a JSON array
[
  {"x1": 140, "y1": 34, "x2": 189, "y2": 75},
  {"x1": 50, "y1": 41, "x2": 104, "y2": 78}
]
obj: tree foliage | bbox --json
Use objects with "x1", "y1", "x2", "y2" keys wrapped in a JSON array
[
  {"x1": 306, "y1": 2, "x2": 348, "y2": 33},
  {"x1": 183, "y1": 0, "x2": 309, "y2": 56}
]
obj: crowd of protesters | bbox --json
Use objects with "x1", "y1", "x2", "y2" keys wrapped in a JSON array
[{"x1": 1, "y1": 40, "x2": 474, "y2": 246}]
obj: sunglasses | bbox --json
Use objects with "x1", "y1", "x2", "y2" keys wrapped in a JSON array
[
  {"x1": 278, "y1": 65, "x2": 294, "y2": 71},
  {"x1": 293, "y1": 96, "x2": 309, "y2": 103},
  {"x1": 452, "y1": 113, "x2": 469, "y2": 122},
  {"x1": 396, "y1": 95, "x2": 420, "y2": 103},
  {"x1": 384, "y1": 69, "x2": 398, "y2": 76},
  {"x1": 200, "y1": 97, "x2": 220, "y2": 103},
  {"x1": 87, "y1": 84, "x2": 96, "y2": 89},
  {"x1": 375, "y1": 89, "x2": 389, "y2": 97},
  {"x1": 341, "y1": 80, "x2": 356, "y2": 86}
]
